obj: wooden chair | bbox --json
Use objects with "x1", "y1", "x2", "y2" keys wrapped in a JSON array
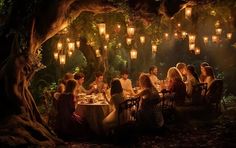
[
  {"x1": 206, "y1": 79, "x2": 223, "y2": 112},
  {"x1": 191, "y1": 83, "x2": 207, "y2": 105},
  {"x1": 118, "y1": 97, "x2": 140, "y2": 126},
  {"x1": 159, "y1": 89, "x2": 175, "y2": 112}
]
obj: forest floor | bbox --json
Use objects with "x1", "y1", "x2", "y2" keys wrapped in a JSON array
[{"x1": 59, "y1": 96, "x2": 236, "y2": 147}]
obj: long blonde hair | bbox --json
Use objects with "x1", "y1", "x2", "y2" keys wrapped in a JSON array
[{"x1": 167, "y1": 67, "x2": 183, "y2": 81}]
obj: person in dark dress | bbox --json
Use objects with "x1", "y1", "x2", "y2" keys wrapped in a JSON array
[{"x1": 55, "y1": 79, "x2": 88, "y2": 138}]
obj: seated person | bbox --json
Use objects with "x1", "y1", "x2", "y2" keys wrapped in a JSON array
[
  {"x1": 166, "y1": 67, "x2": 186, "y2": 105},
  {"x1": 103, "y1": 79, "x2": 126, "y2": 130},
  {"x1": 89, "y1": 71, "x2": 108, "y2": 94},
  {"x1": 202, "y1": 66, "x2": 215, "y2": 89},
  {"x1": 74, "y1": 72, "x2": 94, "y2": 94},
  {"x1": 55, "y1": 79, "x2": 88, "y2": 138},
  {"x1": 185, "y1": 65, "x2": 199, "y2": 97},
  {"x1": 119, "y1": 70, "x2": 136, "y2": 98},
  {"x1": 199, "y1": 62, "x2": 210, "y2": 83},
  {"x1": 149, "y1": 65, "x2": 161, "y2": 92},
  {"x1": 53, "y1": 83, "x2": 65, "y2": 100},
  {"x1": 136, "y1": 74, "x2": 164, "y2": 130}
]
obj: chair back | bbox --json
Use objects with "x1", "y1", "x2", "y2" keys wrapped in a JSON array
[
  {"x1": 206, "y1": 79, "x2": 223, "y2": 104},
  {"x1": 192, "y1": 83, "x2": 207, "y2": 105},
  {"x1": 118, "y1": 97, "x2": 140, "y2": 125}
]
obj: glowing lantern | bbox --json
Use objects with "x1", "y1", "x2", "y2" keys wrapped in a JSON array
[
  {"x1": 216, "y1": 28, "x2": 222, "y2": 35},
  {"x1": 182, "y1": 31, "x2": 187, "y2": 38},
  {"x1": 189, "y1": 35, "x2": 196, "y2": 43},
  {"x1": 164, "y1": 33, "x2": 169, "y2": 40},
  {"x1": 57, "y1": 42, "x2": 63, "y2": 50},
  {"x1": 68, "y1": 50, "x2": 73, "y2": 57},
  {"x1": 97, "y1": 23, "x2": 106, "y2": 35},
  {"x1": 140, "y1": 36, "x2": 145, "y2": 44},
  {"x1": 195, "y1": 47, "x2": 200, "y2": 55},
  {"x1": 212, "y1": 35, "x2": 218, "y2": 43},
  {"x1": 117, "y1": 24, "x2": 121, "y2": 29},
  {"x1": 54, "y1": 52, "x2": 59, "y2": 60},
  {"x1": 127, "y1": 27, "x2": 135, "y2": 36},
  {"x1": 152, "y1": 44, "x2": 157, "y2": 53},
  {"x1": 189, "y1": 43, "x2": 195, "y2": 50},
  {"x1": 227, "y1": 33, "x2": 232, "y2": 39},
  {"x1": 130, "y1": 49, "x2": 137, "y2": 59},
  {"x1": 66, "y1": 38, "x2": 70, "y2": 42},
  {"x1": 59, "y1": 54, "x2": 66, "y2": 65},
  {"x1": 76, "y1": 41, "x2": 80, "y2": 48},
  {"x1": 117, "y1": 43, "x2": 122, "y2": 48},
  {"x1": 177, "y1": 23, "x2": 181, "y2": 27},
  {"x1": 185, "y1": 7, "x2": 192, "y2": 18},
  {"x1": 126, "y1": 38, "x2": 132, "y2": 45},
  {"x1": 105, "y1": 34, "x2": 109, "y2": 41},
  {"x1": 203, "y1": 36, "x2": 209, "y2": 44},
  {"x1": 95, "y1": 49, "x2": 101, "y2": 57},
  {"x1": 215, "y1": 20, "x2": 220, "y2": 28},
  {"x1": 174, "y1": 33, "x2": 178, "y2": 38},
  {"x1": 104, "y1": 45, "x2": 107, "y2": 50},
  {"x1": 68, "y1": 42, "x2": 75, "y2": 51}
]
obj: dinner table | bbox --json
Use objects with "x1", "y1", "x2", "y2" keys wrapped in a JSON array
[{"x1": 75, "y1": 93, "x2": 112, "y2": 135}]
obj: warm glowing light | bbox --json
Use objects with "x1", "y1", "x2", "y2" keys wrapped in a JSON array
[
  {"x1": 177, "y1": 23, "x2": 181, "y2": 27},
  {"x1": 227, "y1": 33, "x2": 232, "y2": 39},
  {"x1": 76, "y1": 41, "x2": 80, "y2": 48},
  {"x1": 104, "y1": 45, "x2": 107, "y2": 50},
  {"x1": 203, "y1": 36, "x2": 209, "y2": 44},
  {"x1": 68, "y1": 50, "x2": 73, "y2": 56},
  {"x1": 185, "y1": 7, "x2": 192, "y2": 18},
  {"x1": 189, "y1": 35, "x2": 196, "y2": 43},
  {"x1": 126, "y1": 37, "x2": 132, "y2": 45},
  {"x1": 117, "y1": 43, "x2": 122, "y2": 48},
  {"x1": 152, "y1": 44, "x2": 157, "y2": 53},
  {"x1": 68, "y1": 42, "x2": 75, "y2": 51},
  {"x1": 164, "y1": 33, "x2": 169, "y2": 39},
  {"x1": 127, "y1": 27, "x2": 135, "y2": 36},
  {"x1": 57, "y1": 42, "x2": 63, "y2": 50},
  {"x1": 182, "y1": 31, "x2": 187, "y2": 38},
  {"x1": 216, "y1": 28, "x2": 222, "y2": 35},
  {"x1": 130, "y1": 49, "x2": 137, "y2": 59},
  {"x1": 105, "y1": 34, "x2": 109, "y2": 41},
  {"x1": 54, "y1": 52, "x2": 59, "y2": 60},
  {"x1": 140, "y1": 36, "x2": 145, "y2": 44},
  {"x1": 210, "y1": 10, "x2": 216, "y2": 16},
  {"x1": 215, "y1": 20, "x2": 220, "y2": 28},
  {"x1": 66, "y1": 38, "x2": 70, "y2": 42},
  {"x1": 95, "y1": 49, "x2": 101, "y2": 57},
  {"x1": 59, "y1": 54, "x2": 66, "y2": 65},
  {"x1": 98, "y1": 23, "x2": 106, "y2": 35},
  {"x1": 174, "y1": 33, "x2": 178, "y2": 38},
  {"x1": 195, "y1": 47, "x2": 200, "y2": 55},
  {"x1": 189, "y1": 43, "x2": 195, "y2": 50},
  {"x1": 117, "y1": 24, "x2": 121, "y2": 29},
  {"x1": 212, "y1": 35, "x2": 218, "y2": 43}
]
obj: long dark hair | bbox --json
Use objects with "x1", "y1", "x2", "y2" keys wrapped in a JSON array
[
  {"x1": 110, "y1": 79, "x2": 123, "y2": 96},
  {"x1": 187, "y1": 65, "x2": 199, "y2": 82}
]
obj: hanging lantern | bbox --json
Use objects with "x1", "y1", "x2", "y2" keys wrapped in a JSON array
[
  {"x1": 189, "y1": 43, "x2": 195, "y2": 50},
  {"x1": 130, "y1": 49, "x2": 137, "y2": 59},
  {"x1": 227, "y1": 33, "x2": 232, "y2": 39},
  {"x1": 152, "y1": 44, "x2": 157, "y2": 53},
  {"x1": 66, "y1": 38, "x2": 70, "y2": 42},
  {"x1": 215, "y1": 20, "x2": 220, "y2": 28},
  {"x1": 177, "y1": 23, "x2": 181, "y2": 27},
  {"x1": 182, "y1": 31, "x2": 187, "y2": 38},
  {"x1": 95, "y1": 49, "x2": 101, "y2": 57},
  {"x1": 212, "y1": 35, "x2": 218, "y2": 43},
  {"x1": 59, "y1": 54, "x2": 66, "y2": 65},
  {"x1": 105, "y1": 34, "x2": 109, "y2": 41},
  {"x1": 57, "y1": 42, "x2": 63, "y2": 50},
  {"x1": 174, "y1": 32, "x2": 178, "y2": 38},
  {"x1": 117, "y1": 24, "x2": 121, "y2": 29},
  {"x1": 97, "y1": 23, "x2": 106, "y2": 35},
  {"x1": 104, "y1": 45, "x2": 108, "y2": 50},
  {"x1": 185, "y1": 6, "x2": 192, "y2": 18},
  {"x1": 203, "y1": 36, "x2": 209, "y2": 44},
  {"x1": 76, "y1": 41, "x2": 80, "y2": 48},
  {"x1": 54, "y1": 52, "x2": 59, "y2": 60},
  {"x1": 195, "y1": 47, "x2": 200, "y2": 55},
  {"x1": 189, "y1": 35, "x2": 196, "y2": 43},
  {"x1": 68, "y1": 50, "x2": 73, "y2": 57},
  {"x1": 127, "y1": 26, "x2": 135, "y2": 36},
  {"x1": 164, "y1": 33, "x2": 169, "y2": 40},
  {"x1": 117, "y1": 43, "x2": 122, "y2": 48},
  {"x1": 68, "y1": 42, "x2": 75, "y2": 51},
  {"x1": 126, "y1": 37, "x2": 132, "y2": 45},
  {"x1": 216, "y1": 28, "x2": 222, "y2": 35},
  {"x1": 140, "y1": 36, "x2": 145, "y2": 44}
]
